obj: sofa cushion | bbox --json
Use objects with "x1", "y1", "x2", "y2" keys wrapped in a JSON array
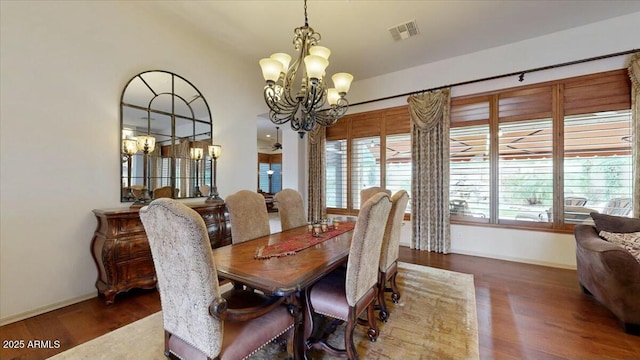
[
  {"x1": 598, "y1": 230, "x2": 640, "y2": 264},
  {"x1": 590, "y1": 212, "x2": 640, "y2": 233}
]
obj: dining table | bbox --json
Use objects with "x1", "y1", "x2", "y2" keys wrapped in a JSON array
[{"x1": 210, "y1": 220, "x2": 357, "y2": 359}]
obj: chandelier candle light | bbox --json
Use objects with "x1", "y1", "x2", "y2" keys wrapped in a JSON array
[
  {"x1": 190, "y1": 147, "x2": 204, "y2": 197},
  {"x1": 259, "y1": 0, "x2": 353, "y2": 138},
  {"x1": 206, "y1": 144, "x2": 223, "y2": 203},
  {"x1": 122, "y1": 139, "x2": 138, "y2": 201},
  {"x1": 132, "y1": 135, "x2": 156, "y2": 207}
]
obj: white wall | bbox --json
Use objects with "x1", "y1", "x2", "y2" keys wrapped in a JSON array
[
  {"x1": 347, "y1": 12, "x2": 640, "y2": 270},
  {"x1": 0, "y1": 1, "x2": 263, "y2": 324}
]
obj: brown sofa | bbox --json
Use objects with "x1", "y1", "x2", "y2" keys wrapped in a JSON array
[{"x1": 574, "y1": 212, "x2": 640, "y2": 334}]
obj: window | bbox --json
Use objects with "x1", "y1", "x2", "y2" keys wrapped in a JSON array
[
  {"x1": 258, "y1": 162, "x2": 270, "y2": 192},
  {"x1": 257, "y1": 153, "x2": 282, "y2": 194},
  {"x1": 326, "y1": 139, "x2": 347, "y2": 208},
  {"x1": 385, "y1": 133, "x2": 412, "y2": 212},
  {"x1": 325, "y1": 106, "x2": 411, "y2": 215},
  {"x1": 270, "y1": 163, "x2": 282, "y2": 193},
  {"x1": 449, "y1": 69, "x2": 633, "y2": 230},
  {"x1": 499, "y1": 118, "x2": 553, "y2": 222},
  {"x1": 450, "y1": 125, "x2": 490, "y2": 221},
  {"x1": 563, "y1": 111, "x2": 633, "y2": 221},
  {"x1": 352, "y1": 136, "x2": 381, "y2": 208}
]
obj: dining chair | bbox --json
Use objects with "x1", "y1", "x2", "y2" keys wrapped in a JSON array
[
  {"x1": 153, "y1": 186, "x2": 176, "y2": 199},
  {"x1": 139, "y1": 198, "x2": 294, "y2": 360},
  {"x1": 377, "y1": 190, "x2": 410, "y2": 322},
  {"x1": 225, "y1": 190, "x2": 271, "y2": 244},
  {"x1": 304, "y1": 192, "x2": 392, "y2": 360},
  {"x1": 274, "y1": 188, "x2": 307, "y2": 231},
  {"x1": 359, "y1": 186, "x2": 391, "y2": 208}
]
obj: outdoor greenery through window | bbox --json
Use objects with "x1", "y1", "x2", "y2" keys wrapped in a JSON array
[{"x1": 563, "y1": 111, "x2": 633, "y2": 220}]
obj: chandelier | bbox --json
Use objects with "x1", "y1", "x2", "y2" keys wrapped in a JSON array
[{"x1": 259, "y1": 0, "x2": 353, "y2": 138}]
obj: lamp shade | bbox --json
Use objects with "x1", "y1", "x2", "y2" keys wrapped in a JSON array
[
  {"x1": 136, "y1": 136, "x2": 156, "y2": 153},
  {"x1": 190, "y1": 147, "x2": 204, "y2": 160},
  {"x1": 327, "y1": 88, "x2": 340, "y2": 105},
  {"x1": 309, "y1": 46, "x2": 331, "y2": 61},
  {"x1": 259, "y1": 58, "x2": 283, "y2": 83},
  {"x1": 270, "y1": 53, "x2": 292, "y2": 73},
  {"x1": 266, "y1": 169, "x2": 275, "y2": 175},
  {"x1": 304, "y1": 55, "x2": 329, "y2": 80},
  {"x1": 332, "y1": 73, "x2": 354, "y2": 94},
  {"x1": 208, "y1": 144, "x2": 222, "y2": 159},
  {"x1": 122, "y1": 139, "x2": 138, "y2": 155}
]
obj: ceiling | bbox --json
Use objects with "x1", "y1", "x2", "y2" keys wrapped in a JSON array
[{"x1": 146, "y1": 0, "x2": 640, "y2": 144}]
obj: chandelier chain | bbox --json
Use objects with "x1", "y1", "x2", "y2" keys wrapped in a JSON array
[{"x1": 304, "y1": 0, "x2": 308, "y2": 27}]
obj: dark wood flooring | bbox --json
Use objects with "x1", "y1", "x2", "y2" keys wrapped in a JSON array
[{"x1": 1, "y1": 248, "x2": 639, "y2": 359}]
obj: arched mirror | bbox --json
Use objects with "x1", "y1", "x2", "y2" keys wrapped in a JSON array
[{"x1": 120, "y1": 70, "x2": 212, "y2": 204}]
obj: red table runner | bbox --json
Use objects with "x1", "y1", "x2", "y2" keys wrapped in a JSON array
[{"x1": 255, "y1": 222, "x2": 356, "y2": 259}]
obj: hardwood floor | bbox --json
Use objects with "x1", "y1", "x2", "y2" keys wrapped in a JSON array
[{"x1": 1, "y1": 249, "x2": 639, "y2": 359}]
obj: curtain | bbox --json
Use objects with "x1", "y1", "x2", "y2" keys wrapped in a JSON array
[
  {"x1": 148, "y1": 145, "x2": 162, "y2": 191},
  {"x1": 629, "y1": 52, "x2": 640, "y2": 218},
  {"x1": 308, "y1": 125, "x2": 327, "y2": 223},
  {"x1": 177, "y1": 140, "x2": 192, "y2": 197},
  {"x1": 408, "y1": 89, "x2": 451, "y2": 253}
]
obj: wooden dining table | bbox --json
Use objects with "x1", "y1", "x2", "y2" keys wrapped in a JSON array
[{"x1": 210, "y1": 221, "x2": 357, "y2": 359}]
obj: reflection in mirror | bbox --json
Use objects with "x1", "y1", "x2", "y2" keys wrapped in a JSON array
[{"x1": 120, "y1": 70, "x2": 212, "y2": 204}]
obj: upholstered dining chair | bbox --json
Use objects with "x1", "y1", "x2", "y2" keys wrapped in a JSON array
[
  {"x1": 359, "y1": 186, "x2": 391, "y2": 208},
  {"x1": 225, "y1": 190, "x2": 271, "y2": 244},
  {"x1": 274, "y1": 188, "x2": 307, "y2": 231},
  {"x1": 153, "y1": 186, "x2": 177, "y2": 199},
  {"x1": 304, "y1": 192, "x2": 392, "y2": 360},
  {"x1": 139, "y1": 198, "x2": 294, "y2": 360},
  {"x1": 377, "y1": 190, "x2": 410, "y2": 322}
]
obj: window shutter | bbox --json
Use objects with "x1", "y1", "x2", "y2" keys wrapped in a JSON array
[
  {"x1": 499, "y1": 87, "x2": 553, "y2": 123},
  {"x1": 498, "y1": 119, "x2": 553, "y2": 222},
  {"x1": 564, "y1": 69, "x2": 631, "y2": 116},
  {"x1": 326, "y1": 139, "x2": 347, "y2": 209},
  {"x1": 451, "y1": 96, "x2": 490, "y2": 127},
  {"x1": 563, "y1": 110, "x2": 633, "y2": 222},
  {"x1": 383, "y1": 106, "x2": 411, "y2": 134},
  {"x1": 449, "y1": 125, "x2": 490, "y2": 221},
  {"x1": 352, "y1": 136, "x2": 381, "y2": 208},
  {"x1": 385, "y1": 133, "x2": 412, "y2": 212}
]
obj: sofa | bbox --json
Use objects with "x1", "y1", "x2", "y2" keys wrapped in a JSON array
[{"x1": 574, "y1": 212, "x2": 640, "y2": 334}]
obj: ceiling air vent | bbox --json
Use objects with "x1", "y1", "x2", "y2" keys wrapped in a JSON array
[{"x1": 388, "y1": 20, "x2": 419, "y2": 41}]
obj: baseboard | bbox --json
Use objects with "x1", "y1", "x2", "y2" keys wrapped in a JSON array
[
  {"x1": 450, "y1": 248, "x2": 577, "y2": 270},
  {"x1": 399, "y1": 242, "x2": 576, "y2": 270},
  {"x1": 0, "y1": 292, "x2": 97, "y2": 326}
]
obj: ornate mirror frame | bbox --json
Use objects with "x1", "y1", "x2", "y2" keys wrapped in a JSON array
[{"x1": 120, "y1": 70, "x2": 212, "y2": 203}]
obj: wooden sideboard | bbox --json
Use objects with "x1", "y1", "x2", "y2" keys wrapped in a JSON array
[{"x1": 91, "y1": 202, "x2": 231, "y2": 304}]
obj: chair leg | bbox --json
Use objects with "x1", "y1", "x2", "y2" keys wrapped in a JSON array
[
  {"x1": 345, "y1": 310, "x2": 359, "y2": 360},
  {"x1": 285, "y1": 327, "x2": 295, "y2": 360},
  {"x1": 164, "y1": 331, "x2": 171, "y2": 358},
  {"x1": 377, "y1": 271, "x2": 390, "y2": 322},
  {"x1": 366, "y1": 302, "x2": 379, "y2": 342},
  {"x1": 389, "y1": 269, "x2": 401, "y2": 303}
]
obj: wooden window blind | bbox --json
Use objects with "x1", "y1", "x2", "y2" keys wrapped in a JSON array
[
  {"x1": 326, "y1": 139, "x2": 348, "y2": 209},
  {"x1": 449, "y1": 125, "x2": 491, "y2": 222},
  {"x1": 351, "y1": 136, "x2": 382, "y2": 209},
  {"x1": 563, "y1": 69, "x2": 631, "y2": 116}
]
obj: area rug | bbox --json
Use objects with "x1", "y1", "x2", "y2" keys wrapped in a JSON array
[{"x1": 48, "y1": 262, "x2": 478, "y2": 360}]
